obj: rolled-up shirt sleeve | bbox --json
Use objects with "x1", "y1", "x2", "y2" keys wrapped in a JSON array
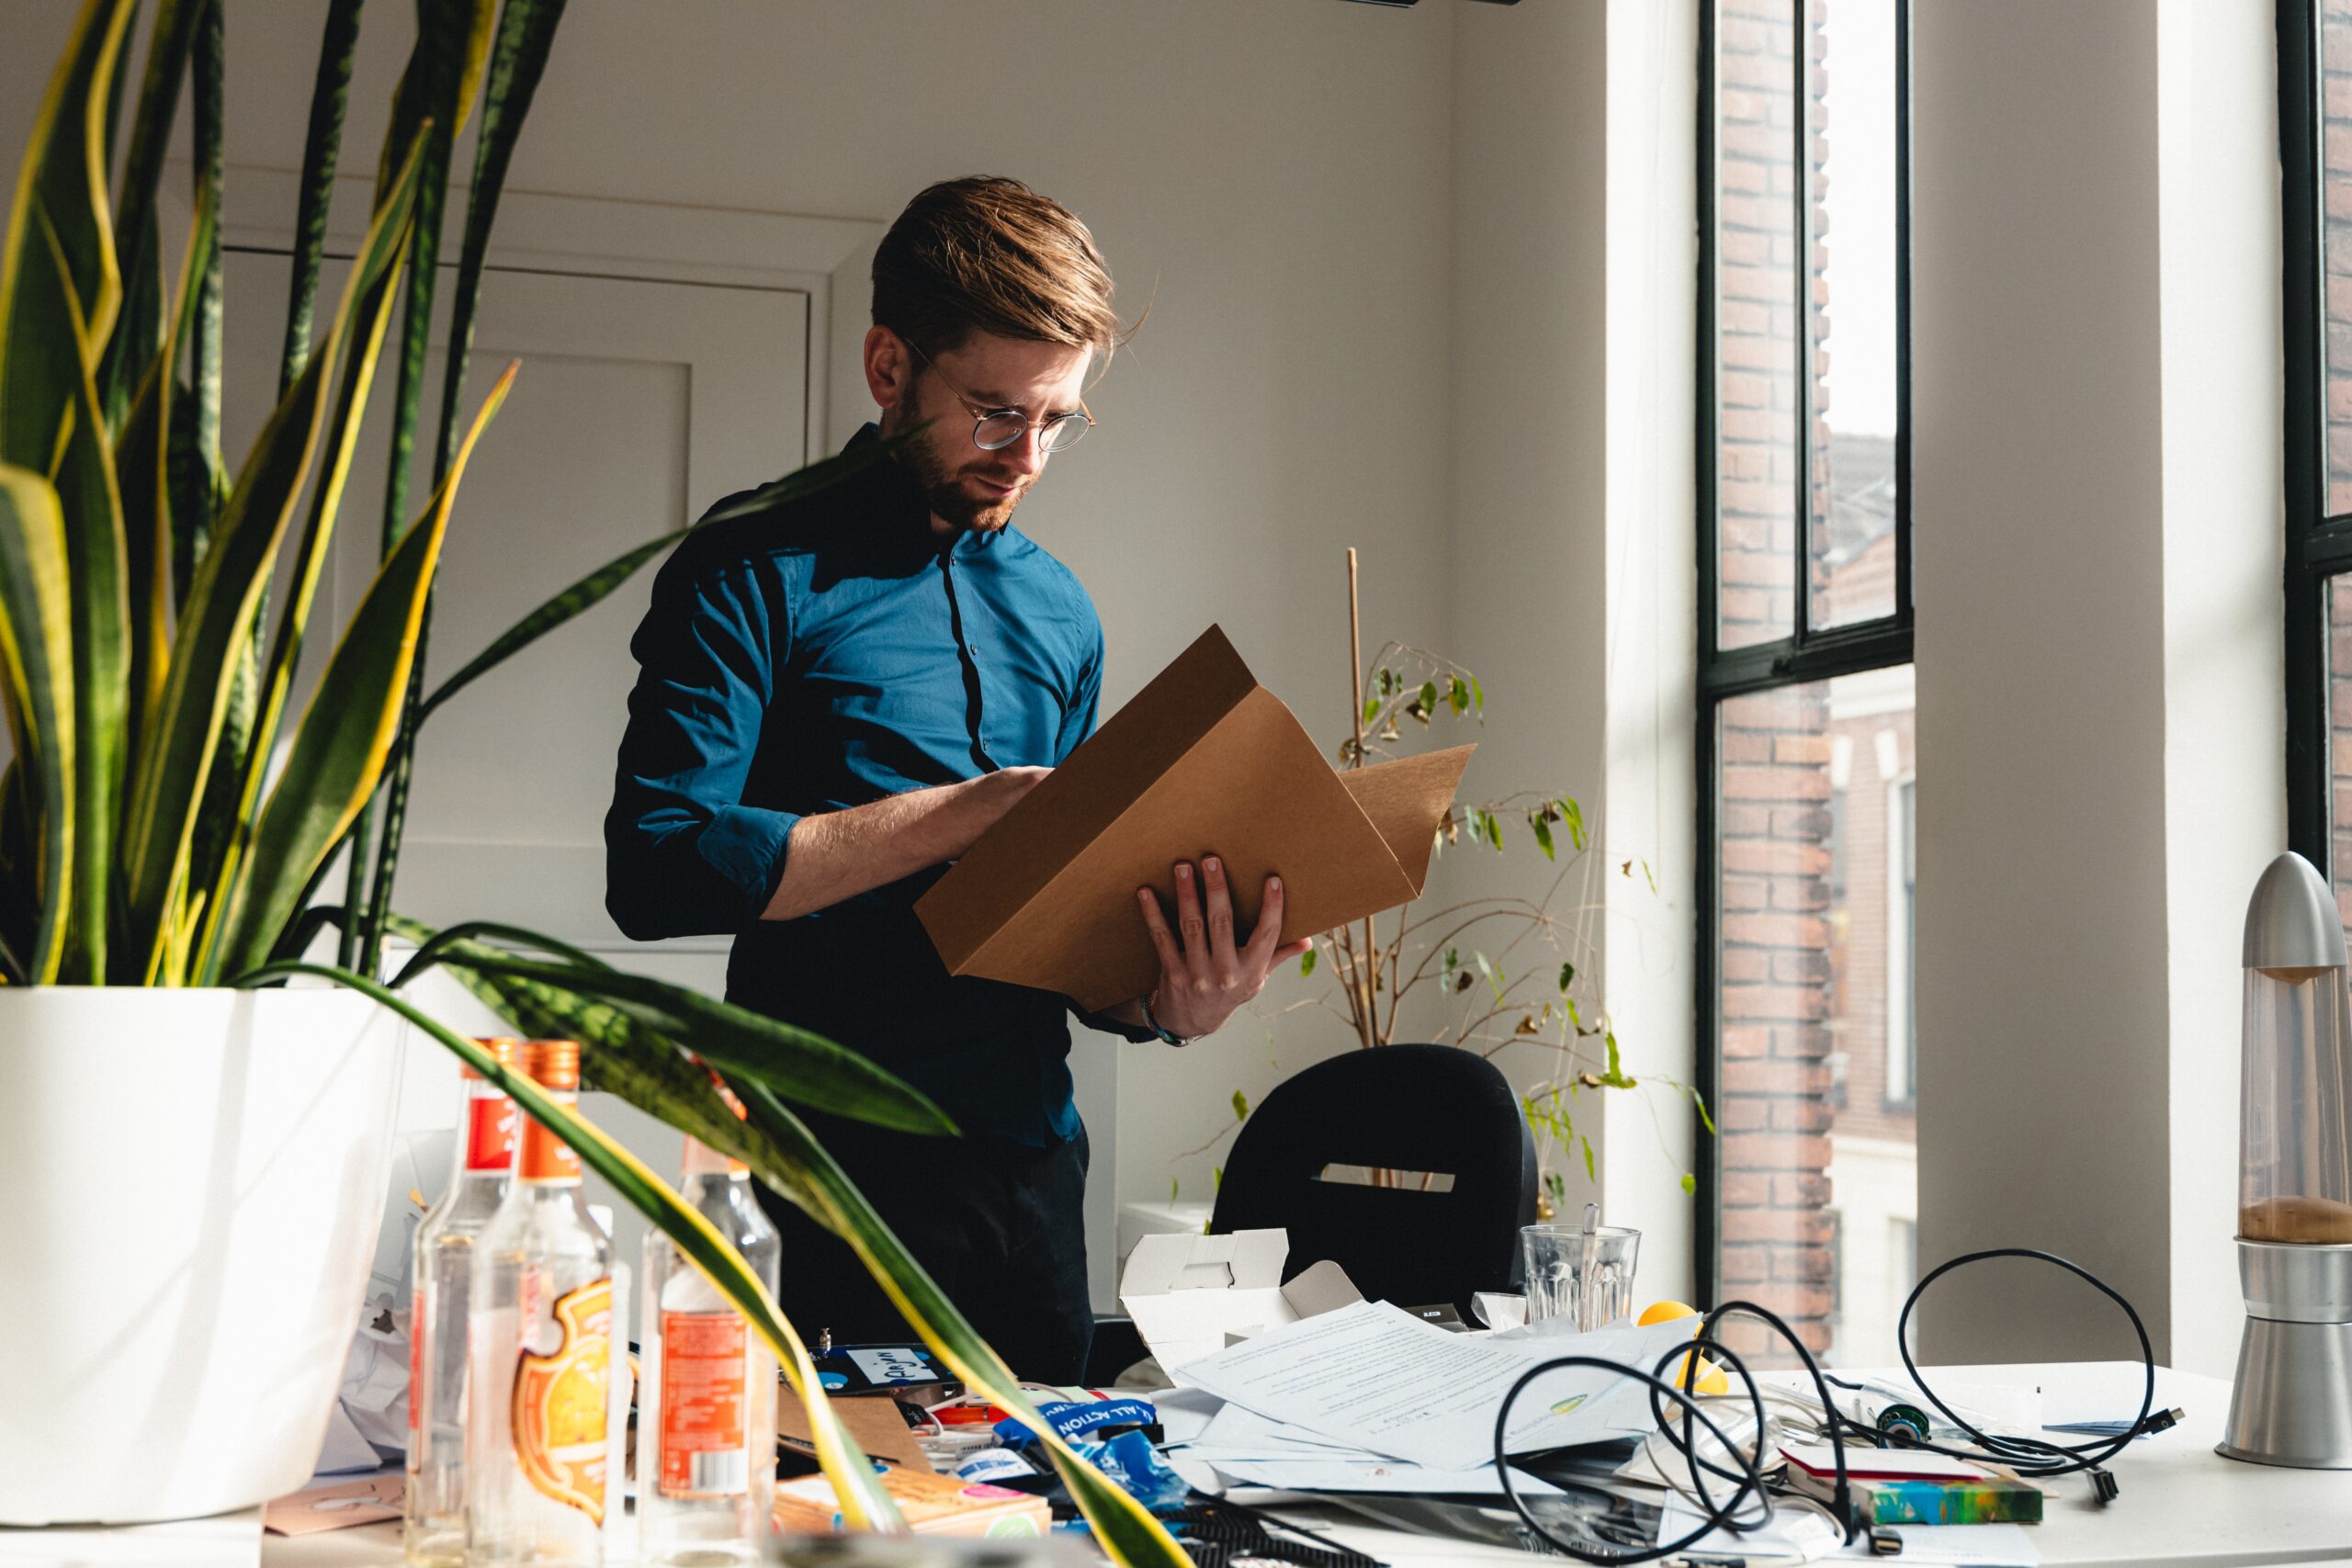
[{"x1": 605, "y1": 557, "x2": 798, "y2": 941}]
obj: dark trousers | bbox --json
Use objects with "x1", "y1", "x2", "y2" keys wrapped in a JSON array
[{"x1": 756, "y1": 1111, "x2": 1095, "y2": 1385}]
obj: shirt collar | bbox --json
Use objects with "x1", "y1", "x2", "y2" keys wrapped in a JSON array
[{"x1": 849, "y1": 423, "x2": 1005, "y2": 558}]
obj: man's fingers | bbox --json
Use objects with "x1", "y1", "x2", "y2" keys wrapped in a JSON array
[
  {"x1": 1173, "y1": 862, "x2": 1211, "y2": 991},
  {"x1": 1242, "y1": 874, "x2": 1287, "y2": 965},
  {"x1": 1202, "y1": 857, "x2": 1240, "y2": 987},
  {"x1": 1136, "y1": 886, "x2": 1187, "y2": 979},
  {"x1": 1272, "y1": 938, "x2": 1314, "y2": 964}
]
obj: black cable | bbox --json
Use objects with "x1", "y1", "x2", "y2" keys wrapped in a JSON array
[
  {"x1": 1645, "y1": 1333, "x2": 1769, "y2": 1523},
  {"x1": 1871, "y1": 1247, "x2": 2161, "y2": 1483},
  {"x1": 1488, "y1": 1250, "x2": 2163, "y2": 1558},
  {"x1": 1489, "y1": 1336, "x2": 1798, "y2": 1564}
]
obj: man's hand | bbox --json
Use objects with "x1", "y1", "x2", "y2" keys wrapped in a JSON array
[{"x1": 1132, "y1": 856, "x2": 1312, "y2": 1042}]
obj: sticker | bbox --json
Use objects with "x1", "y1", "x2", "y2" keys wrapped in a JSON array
[
  {"x1": 511, "y1": 1278, "x2": 611, "y2": 1524},
  {"x1": 518, "y1": 1116, "x2": 581, "y2": 1183},
  {"x1": 845, "y1": 1346, "x2": 933, "y2": 1385},
  {"x1": 819, "y1": 1370, "x2": 850, "y2": 1390},
  {"x1": 954, "y1": 1448, "x2": 1033, "y2": 1484},
  {"x1": 465, "y1": 1095, "x2": 518, "y2": 1172},
  {"x1": 658, "y1": 1311, "x2": 749, "y2": 1498}
]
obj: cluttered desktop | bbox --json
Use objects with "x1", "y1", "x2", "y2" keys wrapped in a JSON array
[{"x1": 247, "y1": 1204, "x2": 2324, "y2": 1568}]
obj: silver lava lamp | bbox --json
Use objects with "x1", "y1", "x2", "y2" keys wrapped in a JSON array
[{"x1": 2220, "y1": 851, "x2": 2352, "y2": 1468}]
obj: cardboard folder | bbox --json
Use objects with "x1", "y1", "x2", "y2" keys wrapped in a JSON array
[{"x1": 915, "y1": 625, "x2": 1473, "y2": 1013}]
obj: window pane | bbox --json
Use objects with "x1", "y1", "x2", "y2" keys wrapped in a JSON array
[
  {"x1": 2326, "y1": 2, "x2": 2352, "y2": 513},
  {"x1": 1811, "y1": 0, "x2": 1900, "y2": 629},
  {"x1": 1714, "y1": 0, "x2": 1802, "y2": 650},
  {"x1": 2332, "y1": 577, "x2": 2352, "y2": 919},
  {"x1": 1715, "y1": 664, "x2": 1917, "y2": 1364}
]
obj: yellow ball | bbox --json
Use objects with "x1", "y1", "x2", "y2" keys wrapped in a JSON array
[{"x1": 1636, "y1": 1302, "x2": 1730, "y2": 1394}]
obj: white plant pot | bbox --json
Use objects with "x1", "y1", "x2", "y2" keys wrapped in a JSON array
[{"x1": 0, "y1": 986, "x2": 405, "y2": 1524}]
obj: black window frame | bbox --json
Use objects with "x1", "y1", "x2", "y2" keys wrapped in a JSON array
[
  {"x1": 1693, "y1": 0, "x2": 1916, "y2": 1305},
  {"x1": 2282, "y1": 0, "x2": 2337, "y2": 867}
]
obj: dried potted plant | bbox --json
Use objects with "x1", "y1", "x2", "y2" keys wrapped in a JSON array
[
  {"x1": 1192, "y1": 553, "x2": 1710, "y2": 1213},
  {"x1": 0, "y1": 5, "x2": 1192, "y2": 1561}
]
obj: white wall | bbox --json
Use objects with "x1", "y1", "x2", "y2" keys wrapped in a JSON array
[
  {"x1": 1441, "y1": 0, "x2": 1702, "y2": 1317},
  {"x1": 1911, "y1": 0, "x2": 2282, "y2": 1372},
  {"x1": 1601, "y1": 0, "x2": 1700, "y2": 1308},
  {"x1": 1, "y1": 1, "x2": 1698, "y2": 1316},
  {"x1": 2155, "y1": 0, "x2": 2286, "y2": 1382}
]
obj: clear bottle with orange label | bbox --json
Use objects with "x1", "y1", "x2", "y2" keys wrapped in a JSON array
[
  {"x1": 466, "y1": 1040, "x2": 613, "y2": 1567},
  {"x1": 405, "y1": 1038, "x2": 522, "y2": 1566},
  {"x1": 638, "y1": 1099, "x2": 780, "y2": 1564}
]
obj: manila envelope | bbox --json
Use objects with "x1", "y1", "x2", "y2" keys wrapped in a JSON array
[{"x1": 916, "y1": 625, "x2": 1473, "y2": 1014}]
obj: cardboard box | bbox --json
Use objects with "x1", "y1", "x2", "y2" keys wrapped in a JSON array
[
  {"x1": 1117, "y1": 1228, "x2": 1363, "y2": 1374},
  {"x1": 773, "y1": 1465, "x2": 1050, "y2": 1540},
  {"x1": 916, "y1": 626, "x2": 1473, "y2": 1014},
  {"x1": 777, "y1": 1385, "x2": 936, "y2": 1472}
]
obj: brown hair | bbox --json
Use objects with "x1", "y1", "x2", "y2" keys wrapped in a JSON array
[{"x1": 872, "y1": 176, "x2": 1125, "y2": 362}]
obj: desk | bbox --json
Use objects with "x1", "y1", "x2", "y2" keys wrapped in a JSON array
[{"x1": 254, "y1": 1362, "x2": 2352, "y2": 1568}]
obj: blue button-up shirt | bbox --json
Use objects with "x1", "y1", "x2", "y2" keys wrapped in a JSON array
[{"x1": 605, "y1": 427, "x2": 1125, "y2": 1145}]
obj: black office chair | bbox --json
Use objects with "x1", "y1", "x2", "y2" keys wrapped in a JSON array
[
  {"x1": 1081, "y1": 1044, "x2": 1538, "y2": 1384},
  {"x1": 1210, "y1": 1043, "x2": 1538, "y2": 1316}
]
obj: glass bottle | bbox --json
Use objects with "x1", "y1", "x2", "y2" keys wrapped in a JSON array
[
  {"x1": 467, "y1": 1040, "x2": 614, "y2": 1567},
  {"x1": 639, "y1": 1111, "x2": 781, "y2": 1565},
  {"x1": 405, "y1": 1038, "x2": 522, "y2": 1566}
]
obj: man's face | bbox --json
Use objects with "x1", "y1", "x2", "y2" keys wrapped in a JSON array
[{"x1": 878, "y1": 331, "x2": 1091, "y2": 535}]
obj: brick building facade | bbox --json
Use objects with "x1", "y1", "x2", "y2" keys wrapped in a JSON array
[{"x1": 1713, "y1": 0, "x2": 1915, "y2": 1360}]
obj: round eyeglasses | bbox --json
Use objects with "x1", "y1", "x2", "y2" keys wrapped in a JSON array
[{"x1": 908, "y1": 339, "x2": 1095, "y2": 456}]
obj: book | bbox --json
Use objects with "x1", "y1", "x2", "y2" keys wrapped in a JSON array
[
  {"x1": 771, "y1": 1464, "x2": 1051, "y2": 1540},
  {"x1": 1780, "y1": 1460, "x2": 2043, "y2": 1526}
]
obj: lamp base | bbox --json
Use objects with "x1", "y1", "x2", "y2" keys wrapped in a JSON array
[{"x1": 2219, "y1": 1314, "x2": 2352, "y2": 1468}]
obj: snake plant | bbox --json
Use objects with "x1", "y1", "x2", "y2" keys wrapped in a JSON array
[{"x1": 3, "y1": 3, "x2": 1190, "y2": 1559}]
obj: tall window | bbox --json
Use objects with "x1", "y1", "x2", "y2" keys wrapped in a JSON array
[
  {"x1": 1699, "y1": 0, "x2": 1914, "y2": 1363},
  {"x1": 2282, "y1": 1, "x2": 2352, "y2": 920}
]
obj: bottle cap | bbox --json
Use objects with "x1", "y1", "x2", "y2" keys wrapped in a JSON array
[
  {"x1": 460, "y1": 1036, "x2": 520, "y2": 1080},
  {"x1": 521, "y1": 1039, "x2": 582, "y2": 1090}
]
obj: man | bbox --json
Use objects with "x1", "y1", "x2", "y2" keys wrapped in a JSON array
[{"x1": 605, "y1": 176, "x2": 1304, "y2": 1382}]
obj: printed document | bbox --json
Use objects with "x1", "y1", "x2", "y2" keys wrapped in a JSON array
[{"x1": 1175, "y1": 1298, "x2": 1698, "y2": 1469}]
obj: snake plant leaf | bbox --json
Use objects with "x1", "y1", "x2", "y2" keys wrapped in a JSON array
[
  {"x1": 122, "y1": 135, "x2": 424, "y2": 977},
  {"x1": 0, "y1": 466, "x2": 74, "y2": 981},
  {"x1": 230, "y1": 960, "x2": 909, "y2": 1535},
  {"x1": 730, "y1": 1085, "x2": 1193, "y2": 1568},
  {"x1": 115, "y1": 186, "x2": 212, "y2": 768},
  {"x1": 413, "y1": 945, "x2": 956, "y2": 1136},
  {"x1": 187, "y1": 0, "x2": 224, "y2": 479},
  {"x1": 433, "y1": 0, "x2": 564, "y2": 478},
  {"x1": 278, "y1": 0, "x2": 367, "y2": 395},
  {"x1": 417, "y1": 526, "x2": 679, "y2": 726},
  {"x1": 394, "y1": 919, "x2": 1191, "y2": 1568},
  {"x1": 386, "y1": 917, "x2": 612, "y2": 985},
  {"x1": 375, "y1": 0, "x2": 496, "y2": 553},
  {"x1": 345, "y1": 0, "x2": 557, "y2": 975},
  {"x1": 218, "y1": 148, "x2": 414, "y2": 947},
  {"x1": 116, "y1": 360, "x2": 169, "y2": 752},
  {"x1": 0, "y1": 0, "x2": 134, "y2": 473},
  {"x1": 97, "y1": 0, "x2": 201, "y2": 421},
  {"x1": 33, "y1": 214, "x2": 130, "y2": 981},
  {"x1": 206, "y1": 362, "x2": 514, "y2": 985},
  {"x1": 416, "y1": 438, "x2": 889, "y2": 728}
]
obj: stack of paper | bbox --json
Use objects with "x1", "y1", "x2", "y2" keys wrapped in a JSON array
[{"x1": 1155, "y1": 1297, "x2": 1702, "y2": 1496}]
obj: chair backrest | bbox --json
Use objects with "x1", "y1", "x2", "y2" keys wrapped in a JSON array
[{"x1": 1207, "y1": 1043, "x2": 1538, "y2": 1316}]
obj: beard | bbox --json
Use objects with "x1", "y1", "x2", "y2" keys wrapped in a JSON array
[{"x1": 899, "y1": 423, "x2": 1034, "y2": 534}]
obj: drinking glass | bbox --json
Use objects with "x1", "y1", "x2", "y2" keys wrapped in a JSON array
[{"x1": 1521, "y1": 1224, "x2": 1641, "y2": 1330}]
